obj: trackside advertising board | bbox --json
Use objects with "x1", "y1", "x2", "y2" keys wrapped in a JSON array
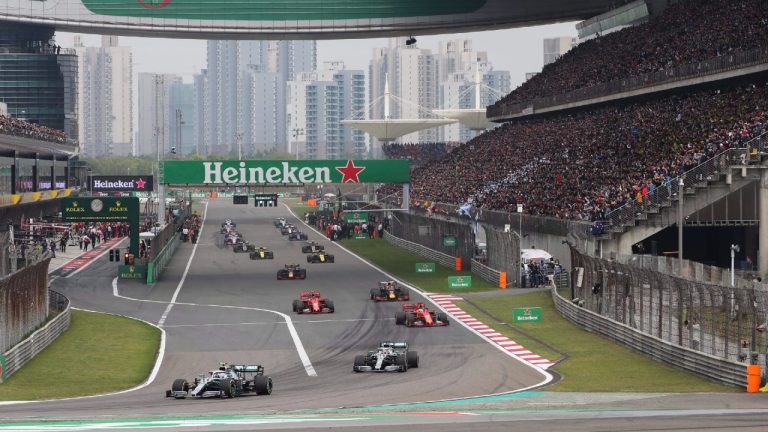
[
  {"x1": 415, "y1": 263, "x2": 436, "y2": 273},
  {"x1": 448, "y1": 276, "x2": 472, "y2": 289},
  {"x1": 344, "y1": 211, "x2": 369, "y2": 223},
  {"x1": 159, "y1": 160, "x2": 410, "y2": 185},
  {"x1": 90, "y1": 175, "x2": 154, "y2": 192},
  {"x1": 513, "y1": 307, "x2": 543, "y2": 323}
]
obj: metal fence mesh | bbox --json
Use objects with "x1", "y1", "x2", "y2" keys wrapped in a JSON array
[
  {"x1": 389, "y1": 212, "x2": 474, "y2": 264},
  {"x1": 0, "y1": 255, "x2": 52, "y2": 353},
  {"x1": 571, "y1": 246, "x2": 768, "y2": 363},
  {"x1": 484, "y1": 224, "x2": 520, "y2": 287}
]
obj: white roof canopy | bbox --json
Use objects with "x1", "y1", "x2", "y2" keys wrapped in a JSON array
[{"x1": 340, "y1": 119, "x2": 456, "y2": 142}]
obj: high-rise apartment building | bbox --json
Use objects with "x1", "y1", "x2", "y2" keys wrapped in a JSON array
[
  {"x1": 168, "y1": 82, "x2": 195, "y2": 156},
  {"x1": 137, "y1": 73, "x2": 181, "y2": 157},
  {"x1": 287, "y1": 62, "x2": 365, "y2": 160},
  {"x1": 543, "y1": 37, "x2": 577, "y2": 65},
  {"x1": 369, "y1": 38, "x2": 438, "y2": 151},
  {"x1": 75, "y1": 35, "x2": 132, "y2": 156},
  {"x1": 202, "y1": 40, "x2": 316, "y2": 156}
]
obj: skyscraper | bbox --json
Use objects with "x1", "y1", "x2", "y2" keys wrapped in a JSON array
[
  {"x1": 369, "y1": 38, "x2": 438, "y2": 150},
  {"x1": 137, "y1": 73, "x2": 181, "y2": 157},
  {"x1": 203, "y1": 40, "x2": 316, "y2": 156},
  {"x1": 75, "y1": 36, "x2": 133, "y2": 156},
  {"x1": 288, "y1": 62, "x2": 365, "y2": 160},
  {"x1": 168, "y1": 82, "x2": 195, "y2": 156},
  {"x1": 543, "y1": 37, "x2": 577, "y2": 65}
]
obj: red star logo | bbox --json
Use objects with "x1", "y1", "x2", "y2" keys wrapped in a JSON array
[
  {"x1": 335, "y1": 160, "x2": 366, "y2": 183},
  {"x1": 138, "y1": 0, "x2": 172, "y2": 10},
  {"x1": 136, "y1": 178, "x2": 146, "y2": 188},
  {"x1": 524, "y1": 308, "x2": 530, "y2": 315}
]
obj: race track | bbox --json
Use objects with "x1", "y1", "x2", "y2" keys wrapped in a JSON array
[{"x1": 0, "y1": 199, "x2": 547, "y2": 419}]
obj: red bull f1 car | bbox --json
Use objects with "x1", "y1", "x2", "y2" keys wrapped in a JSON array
[
  {"x1": 165, "y1": 363, "x2": 272, "y2": 399},
  {"x1": 370, "y1": 281, "x2": 410, "y2": 301},
  {"x1": 353, "y1": 341, "x2": 418, "y2": 372},
  {"x1": 301, "y1": 241, "x2": 325, "y2": 254},
  {"x1": 306, "y1": 251, "x2": 335, "y2": 263},
  {"x1": 249, "y1": 247, "x2": 274, "y2": 260},
  {"x1": 277, "y1": 264, "x2": 307, "y2": 280},
  {"x1": 395, "y1": 303, "x2": 449, "y2": 327},
  {"x1": 292, "y1": 291, "x2": 335, "y2": 314}
]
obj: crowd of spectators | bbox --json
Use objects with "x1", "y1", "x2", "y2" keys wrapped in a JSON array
[
  {"x1": 490, "y1": 0, "x2": 768, "y2": 111},
  {"x1": 305, "y1": 211, "x2": 386, "y2": 241},
  {"x1": 381, "y1": 79, "x2": 768, "y2": 221},
  {"x1": 0, "y1": 115, "x2": 69, "y2": 144},
  {"x1": 382, "y1": 142, "x2": 458, "y2": 168}
]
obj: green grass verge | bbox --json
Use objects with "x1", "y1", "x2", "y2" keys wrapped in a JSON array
[
  {"x1": 339, "y1": 238, "x2": 498, "y2": 293},
  {"x1": 460, "y1": 291, "x2": 738, "y2": 392},
  {"x1": 0, "y1": 310, "x2": 161, "y2": 401}
]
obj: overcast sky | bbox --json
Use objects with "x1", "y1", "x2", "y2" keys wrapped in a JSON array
[{"x1": 59, "y1": 22, "x2": 577, "y2": 89}]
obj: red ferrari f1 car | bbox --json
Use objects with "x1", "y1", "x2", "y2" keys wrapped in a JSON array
[
  {"x1": 395, "y1": 303, "x2": 449, "y2": 327},
  {"x1": 292, "y1": 291, "x2": 334, "y2": 314}
]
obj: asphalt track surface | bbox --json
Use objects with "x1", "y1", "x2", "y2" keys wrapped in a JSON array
[
  {"x1": 0, "y1": 200, "x2": 545, "y2": 417},
  {"x1": 3, "y1": 200, "x2": 768, "y2": 431}
]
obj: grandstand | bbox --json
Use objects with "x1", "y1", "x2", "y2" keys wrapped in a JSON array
[{"x1": 381, "y1": 0, "x2": 768, "y2": 271}]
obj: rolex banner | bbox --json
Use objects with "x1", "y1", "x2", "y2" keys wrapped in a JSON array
[{"x1": 159, "y1": 160, "x2": 410, "y2": 185}]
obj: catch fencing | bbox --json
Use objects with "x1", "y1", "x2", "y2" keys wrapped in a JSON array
[
  {"x1": 2, "y1": 290, "x2": 71, "y2": 382},
  {"x1": 384, "y1": 232, "x2": 457, "y2": 269},
  {"x1": 617, "y1": 254, "x2": 758, "y2": 289},
  {"x1": 484, "y1": 224, "x2": 520, "y2": 287},
  {"x1": 388, "y1": 212, "x2": 474, "y2": 265},
  {"x1": 0, "y1": 255, "x2": 51, "y2": 354},
  {"x1": 570, "y1": 246, "x2": 768, "y2": 368}
]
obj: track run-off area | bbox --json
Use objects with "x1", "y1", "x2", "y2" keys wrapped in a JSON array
[{"x1": 2, "y1": 199, "x2": 768, "y2": 431}]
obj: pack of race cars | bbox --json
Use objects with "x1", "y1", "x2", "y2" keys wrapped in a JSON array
[{"x1": 169, "y1": 215, "x2": 454, "y2": 400}]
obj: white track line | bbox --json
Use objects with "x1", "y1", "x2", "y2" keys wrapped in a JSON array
[
  {"x1": 286, "y1": 203, "x2": 553, "y2": 389},
  {"x1": 157, "y1": 201, "x2": 209, "y2": 327}
]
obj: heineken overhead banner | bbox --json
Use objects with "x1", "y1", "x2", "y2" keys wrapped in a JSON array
[
  {"x1": 160, "y1": 160, "x2": 410, "y2": 185},
  {"x1": 90, "y1": 175, "x2": 154, "y2": 192}
]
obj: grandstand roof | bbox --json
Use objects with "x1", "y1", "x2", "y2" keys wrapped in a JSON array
[
  {"x1": 340, "y1": 119, "x2": 456, "y2": 142},
  {"x1": 0, "y1": 0, "x2": 614, "y2": 39}
]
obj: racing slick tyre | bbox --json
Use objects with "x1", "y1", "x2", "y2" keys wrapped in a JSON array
[
  {"x1": 407, "y1": 351, "x2": 419, "y2": 368},
  {"x1": 437, "y1": 312, "x2": 450, "y2": 325},
  {"x1": 253, "y1": 375, "x2": 273, "y2": 395},
  {"x1": 397, "y1": 354, "x2": 408, "y2": 372},
  {"x1": 395, "y1": 311, "x2": 406, "y2": 325},
  {"x1": 405, "y1": 316, "x2": 415, "y2": 327},
  {"x1": 222, "y1": 378, "x2": 236, "y2": 398},
  {"x1": 353, "y1": 355, "x2": 366, "y2": 372},
  {"x1": 328, "y1": 256, "x2": 335, "y2": 263},
  {"x1": 307, "y1": 256, "x2": 312, "y2": 263},
  {"x1": 326, "y1": 300, "x2": 335, "y2": 313},
  {"x1": 370, "y1": 288, "x2": 377, "y2": 300},
  {"x1": 171, "y1": 379, "x2": 189, "y2": 399},
  {"x1": 292, "y1": 299, "x2": 301, "y2": 312},
  {"x1": 299, "y1": 271, "x2": 307, "y2": 279}
]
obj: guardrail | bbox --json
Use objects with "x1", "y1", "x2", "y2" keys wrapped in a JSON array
[
  {"x1": 470, "y1": 259, "x2": 500, "y2": 286},
  {"x1": 383, "y1": 231, "x2": 456, "y2": 269},
  {"x1": 1, "y1": 290, "x2": 70, "y2": 383},
  {"x1": 552, "y1": 287, "x2": 745, "y2": 387},
  {"x1": 488, "y1": 47, "x2": 768, "y2": 120}
]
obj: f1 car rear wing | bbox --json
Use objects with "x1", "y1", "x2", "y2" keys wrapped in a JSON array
[
  {"x1": 230, "y1": 365, "x2": 265, "y2": 374},
  {"x1": 299, "y1": 291, "x2": 321, "y2": 299},
  {"x1": 402, "y1": 303, "x2": 426, "y2": 310},
  {"x1": 379, "y1": 341, "x2": 408, "y2": 349}
]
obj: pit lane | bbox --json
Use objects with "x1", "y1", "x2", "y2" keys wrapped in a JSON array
[{"x1": 0, "y1": 199, "x2": 547, "y2": 419}]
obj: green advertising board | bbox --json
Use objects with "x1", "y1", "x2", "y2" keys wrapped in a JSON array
[
  {"x1": 443, "y1": 236, "x2": 457, "y2": 247},
  {"x1": 0, "y1": 354, "x2": 5, "y2": 383},
  {"x1": 512, "y1": 307, "x2": 543, "y2": 323},
  {"x1": 355, "y1": 233, "x2": 368, "y2": 239},
  {"x1": 118, "y1": 264, "x2": 147, "y2": 280},
  {"x1": 160, "y1": 160, "x2": 410, "y2": 185},
  {"x1": 415, "y1": 263, "x2": 436, "y2": 273},
  {"x1": 81, "y1": 1, "x2": 486, "y2": 21},
  {"x1": 60, "y1": 197, "x2": 141, "y2": 266},
  {"x1": 448, "y1": 276, "x2": 472, "y2": 289},
  {"x1": 344, "y1": 211, "x2": 369, "y2": 223}
]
